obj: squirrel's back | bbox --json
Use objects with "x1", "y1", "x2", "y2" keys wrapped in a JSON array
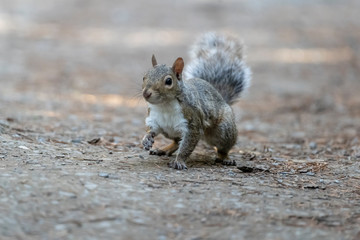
[{"x1": 184, "y1": 33, "x2": 251, "y2": 105}]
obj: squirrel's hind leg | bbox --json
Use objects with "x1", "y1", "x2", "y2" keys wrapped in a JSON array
[
  {"x1": 150, "y1": 141, "x2": 179, "y2": 156},
  {"x1": 215, "y1": 150, "x2": 236, "y2": 166},
  {"x1": 209, "y1": 113, "x2": 237, "y2": 166}
]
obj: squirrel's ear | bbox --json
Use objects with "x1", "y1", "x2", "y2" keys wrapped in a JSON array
[
  {"x1": 152, "y1": 54, "x2": 157, "y2": 68},
  {"x1": 172, "y1": 57, "x2": 184, "y2": 80}
]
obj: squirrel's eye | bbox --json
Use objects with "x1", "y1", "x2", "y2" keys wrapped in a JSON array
[{"x1": 165, "y1": 77, "x2": 172, "y2": 86}]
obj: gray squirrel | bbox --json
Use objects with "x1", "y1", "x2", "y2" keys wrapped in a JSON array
[{"x1": 141, "y1": 32, "x2": 251, "y2": 170}]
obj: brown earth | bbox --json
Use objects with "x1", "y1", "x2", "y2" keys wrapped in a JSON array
[{"x1": 1, "y1": 0, "x2": 360, "y2": 239}]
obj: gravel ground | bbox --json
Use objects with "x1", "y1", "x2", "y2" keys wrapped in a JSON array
[{"x1": 1, "y1": 0, "x2": 360, "y2": 239}]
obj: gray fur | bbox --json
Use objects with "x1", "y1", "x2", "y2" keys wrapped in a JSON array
[
  {"x1": 184, "y1": 32, "x2": 251, "y2": 105},
  {"x1": 142, "y1": 32, "x2": 251, "y2": 169}
]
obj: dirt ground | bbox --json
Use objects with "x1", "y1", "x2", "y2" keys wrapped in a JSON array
[{"x1": 1, "y1": 0, "x2": 360, "y2": 239}]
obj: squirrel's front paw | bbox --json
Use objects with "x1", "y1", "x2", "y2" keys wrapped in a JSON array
[
  {"x1": 168, "y1": 160, "x2": 187, "y2": 170},
  {"x1": 142, "y1": 134, "x2": 154, "y2": 150}
]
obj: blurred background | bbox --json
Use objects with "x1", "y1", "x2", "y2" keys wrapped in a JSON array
[
  {"x1": 1, "y1": 0, "x2": 360, "y2": 149},
  {"x1": 1, "y1": 0, "x2": 359, "y2": 107},
  {"x1": 0, "y1": 0, "x2": 360, "y2": 141},
  {"x1": 1, "y1": 0, "x2": 359, "y2": 147}
]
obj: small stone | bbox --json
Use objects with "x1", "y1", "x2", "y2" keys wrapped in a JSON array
[
  {"x1": 98, "y1": 172, "x2": 110, "y2": 178},
  {"x1": 59, "y1": 191, "x2": 76, "y2": 198},
  {"x1": 55, "y1": 224, "x2": 67, "y2": 231},
  {"x1": 18, "y1": 145, "x2": 29, "y2": 150},
  {"x1": 309, "y1": 142, "x2": 317, "y2": 150}
]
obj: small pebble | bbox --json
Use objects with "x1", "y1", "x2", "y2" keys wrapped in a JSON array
[
  {"x1": 309, "y1": 142, "x2": 317, "y2": 150},
  {"x1": 59, "y1": 191, "x2": 76, "y2": 198},
  {"x1": 18, "y1": 145, "x2": 29, "y2": 150},
  {"x1": 55, "y1": 224, "x2": 67, "y2": 231},
  {"x1": 99, "y1": 172, "x2": 110, "y2": 178}
]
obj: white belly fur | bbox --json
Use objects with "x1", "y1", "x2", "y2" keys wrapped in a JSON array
[{"x1": 146, "y1": 100, "x2": 188, "y2": 139}]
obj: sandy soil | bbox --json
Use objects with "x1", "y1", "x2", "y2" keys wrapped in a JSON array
[{"x1": 1, "y1": 0, "x2": 360, "y2": 239}]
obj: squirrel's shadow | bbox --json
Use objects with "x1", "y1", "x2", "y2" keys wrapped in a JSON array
[
  {"x1": 187, "y1": 152, "x2": 221, "y2": 168},
  {"x1": 156, "y1": 151, "x2": 233, "y2": 169}
]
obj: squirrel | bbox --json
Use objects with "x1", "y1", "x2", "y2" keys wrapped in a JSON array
[{"x1": 141, "y1": 32, "x2": 251, "y2": 170}]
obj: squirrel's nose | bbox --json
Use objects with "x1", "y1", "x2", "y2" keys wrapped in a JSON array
[{"x1": 143, "y1": 90, "x2": 152, "y2": 99}]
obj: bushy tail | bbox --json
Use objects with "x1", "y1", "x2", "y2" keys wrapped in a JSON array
[{"x1": 184, "y1": 33, "x2": 251, "y2": 105}]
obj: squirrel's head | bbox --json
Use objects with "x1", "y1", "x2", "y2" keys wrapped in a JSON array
[{"x1": 142, "y1": 55, "x2": 184, "y2": 105}]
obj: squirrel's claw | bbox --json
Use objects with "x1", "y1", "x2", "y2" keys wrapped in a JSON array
[{"x1": 168, "y1": 160, "x2": 187, "y2": 170}]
